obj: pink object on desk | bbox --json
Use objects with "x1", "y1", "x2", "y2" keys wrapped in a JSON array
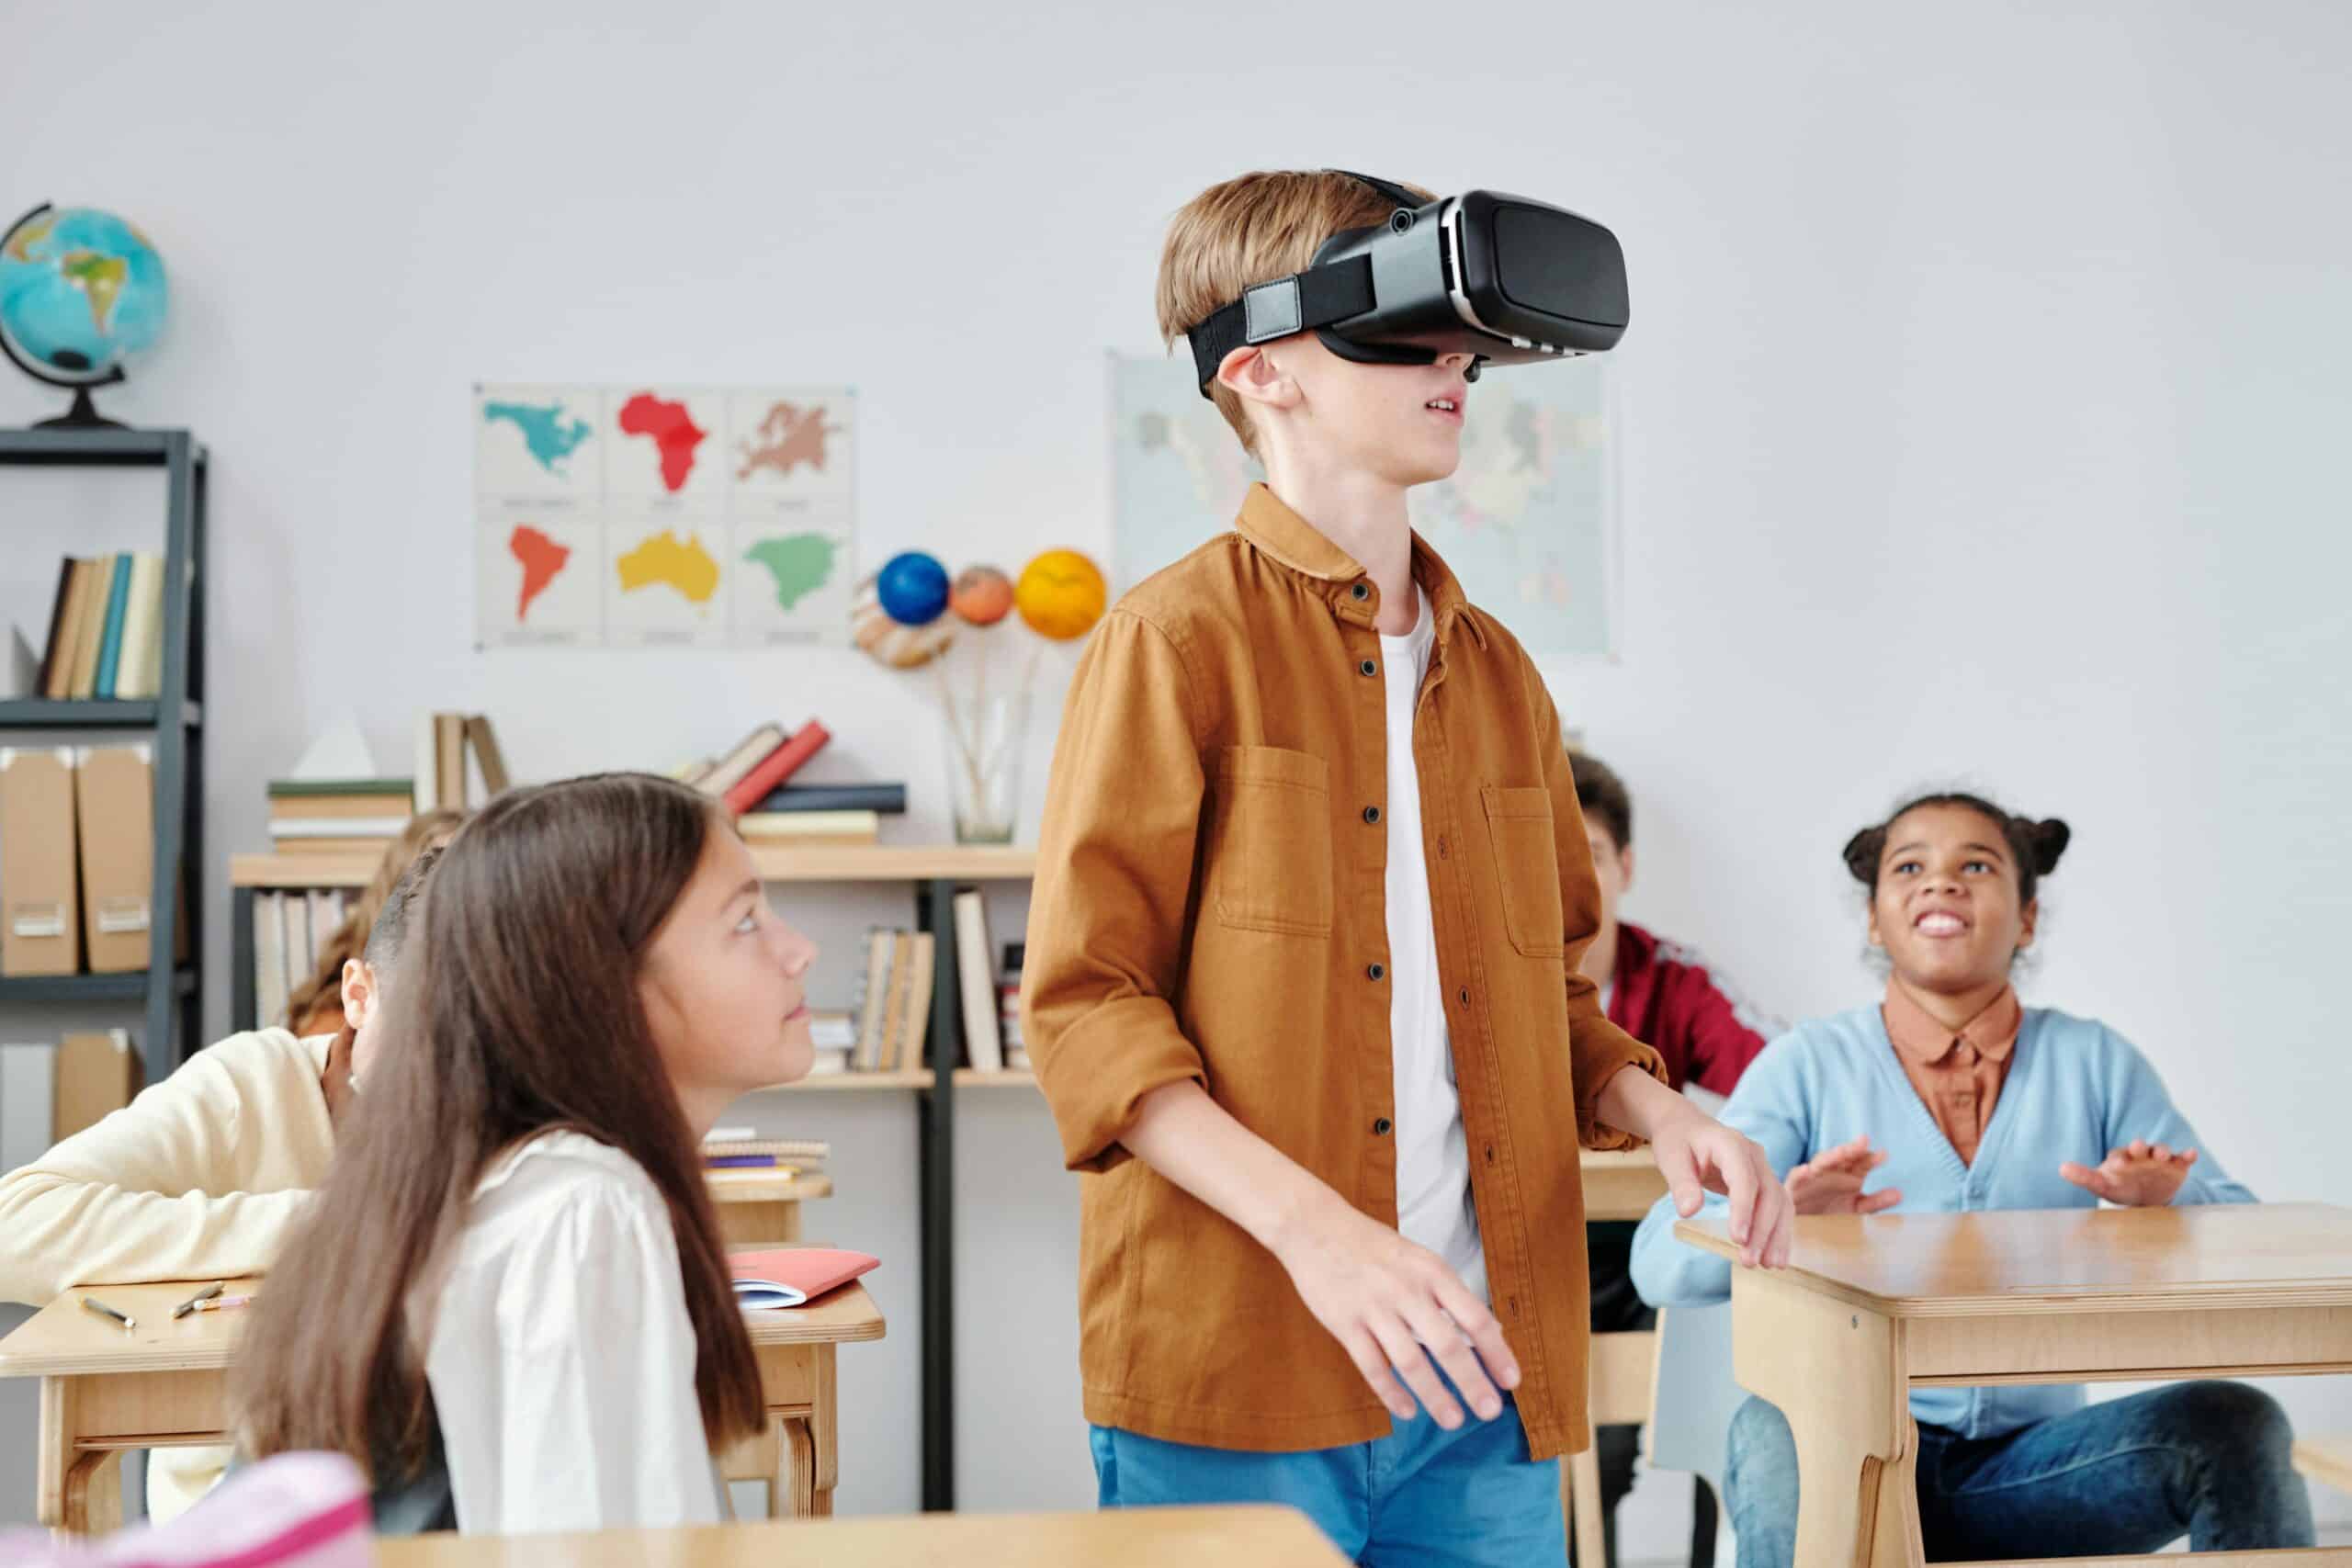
[
  {"x1": 0, "y1": 1450, "x2": 371, "y2": 1567},
  {"x1": 729, "y1": 1247, "x2": 880, "y2": 1309}
]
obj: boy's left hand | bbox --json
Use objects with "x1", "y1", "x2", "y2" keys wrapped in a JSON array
[{"x1": 2060, "y1": 1141, "x2": 2199, "y2": 1207}]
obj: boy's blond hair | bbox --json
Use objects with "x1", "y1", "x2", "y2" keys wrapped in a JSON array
[{"x1": 1156, "y1": 170, "x2": 1433, "y2": 457}]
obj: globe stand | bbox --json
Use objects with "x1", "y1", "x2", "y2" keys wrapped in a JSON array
[{"x1": 0, "y1": 331, "x2": 129, "y2": 431}]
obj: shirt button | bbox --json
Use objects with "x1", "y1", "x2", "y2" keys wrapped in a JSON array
[
  {"x1": 1360, "y1": 659, "x2": 1378, "y2": 677},
  {"x1": 1363, "y1": 805, "x2": 1381, "y2": 825},
  {"x1": 1368, "y1": 963, "x2": 1385, "y2": 981},
  {"x1": 1351, "y1": 582, "x2": 1371, "y2": 602},
  {"x1": 1373, "y1": 1117, "x2": 1393, "y2": 1136}
]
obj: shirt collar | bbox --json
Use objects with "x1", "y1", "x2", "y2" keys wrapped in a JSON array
[
  {"x1": 1232, "y1": 482, "x2": 1487, "y2": 651},
  {"x1": 1883, "y1": 979, "x2": 2022, "y2": 1066}
]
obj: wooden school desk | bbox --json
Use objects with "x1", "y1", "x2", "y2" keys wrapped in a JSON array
[
  {"x1": 1678, "y1": 1201, "x2": 2352, "y2": 1568},
  {"x1": 0, "y1": 1274, "x2": 884, "y2": 1534},
  {"x1": 707, "y1": 1167, "x2": 831, "y2": 1246},
  {"x1": 373, "y1": 1505, "x2": 1348, "y2": 1567}
]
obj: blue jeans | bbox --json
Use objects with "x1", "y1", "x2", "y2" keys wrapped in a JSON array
[
  {"x1": 1091, "y1": 1388, "x2": 1563, "y2": 1565},
  {"x1": 1725, "y1": 1382, "x2": 2315, "y2": 1564}
]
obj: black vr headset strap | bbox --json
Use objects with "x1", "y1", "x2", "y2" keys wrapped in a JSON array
[{"x1": 1185, "y1": 254, "x2": 1375, "y2": 398}]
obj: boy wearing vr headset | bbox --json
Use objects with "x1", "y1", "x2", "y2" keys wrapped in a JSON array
[{"x1": 1023, "y1": 170, "x2": 1793, "y2": 1561}]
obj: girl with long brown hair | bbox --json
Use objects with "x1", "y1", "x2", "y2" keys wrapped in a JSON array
[{"x1": 234, "y1": 773, "x2": 820, "y2": 1534}]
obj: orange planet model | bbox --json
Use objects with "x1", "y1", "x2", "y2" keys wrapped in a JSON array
[
  {"x1": 950, "y1": 565, "x2": 1015, "y2": 626},
  {"x1": 1015, "y1": 550, "x2": 1107, "y2": 642}
]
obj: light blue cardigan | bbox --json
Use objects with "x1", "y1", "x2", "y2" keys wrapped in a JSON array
[{"x1": 1630, "y1": 1003, "x2": 2255, "y2": 1438}]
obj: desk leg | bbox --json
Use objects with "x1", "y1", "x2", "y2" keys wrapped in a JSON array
[
  {"x1": 777, "y1": 1417, "x2": 817, "y2": 1517},
  {"x1": 37, "y1": 1377, "x2": 125, "y2": 1537},
  {"x1": 717, "y1": 1201, "x2": 803, "y2": 1248},
  {"x1": 1729, "y1": 1270, "x2": 1923, "y2": 1568},
  {"x1": 810, "y1": 1345, "x2": 838, "y2": 1517}
]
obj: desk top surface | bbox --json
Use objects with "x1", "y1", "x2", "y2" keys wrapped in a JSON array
[
  {"x1": 705, "y1": 1168, "x2": 832, "y2": 1204},
  {"x1": 0, "y1": 1275, "x2": 884, "y2": 1378},
  {"x1": 1677, "y1": 1201, "x2": 2352, "y2": 1314},
  {"x1": 372, "y1": 1506, "x2": 1346, "y2": 1567}
]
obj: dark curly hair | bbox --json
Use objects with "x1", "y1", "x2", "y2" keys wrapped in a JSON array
[{"x1": 1842, "y1": 791, "x2": 2072, "y2": 906}]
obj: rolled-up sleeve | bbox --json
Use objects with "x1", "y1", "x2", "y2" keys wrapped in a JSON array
[
  {"x1": 1023, "y1": 610, "x2": 1209, "y2": 1172},
  {"x1": 1532, "y1": 669, "x2": 1667, "y2": 1150}
]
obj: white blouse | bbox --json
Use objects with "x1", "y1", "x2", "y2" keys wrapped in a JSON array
[{"x1": 414, "y1": 1131, "x2": 723, "y2": 1535}]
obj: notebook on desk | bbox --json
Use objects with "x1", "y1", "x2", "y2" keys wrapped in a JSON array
[{"x1": 729, "y1": 1247, "x2": 878, "y2": 1311}]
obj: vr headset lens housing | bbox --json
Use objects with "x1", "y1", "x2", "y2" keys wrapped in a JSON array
[{"x1": 1185, "y1": 177, "x2": 1629, "y2": 399}]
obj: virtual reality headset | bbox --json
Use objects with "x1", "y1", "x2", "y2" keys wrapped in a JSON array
[{"x1": 1185, "y1": 172, "x2": 1629, "y2": 399}]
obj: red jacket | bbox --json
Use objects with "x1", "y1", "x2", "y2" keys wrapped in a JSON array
[{"x1": 1602, "y1": 921, "x2": 1777, "y2": 1097}]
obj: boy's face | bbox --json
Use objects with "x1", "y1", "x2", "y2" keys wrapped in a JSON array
[
  {"x1": 1585, "y1": 823, "x2": 1633, "y2": 930},
  {"x1": 1234, "y1": 333, "x2": 1474, "y2": 489}
]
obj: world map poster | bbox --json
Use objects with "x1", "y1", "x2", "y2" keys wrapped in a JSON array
[
  {"x1": 475, "y1": 383, "x2": 856, "y2": 649},
  {"x1": 1108, "y1": 353, "x2": 1618, "y2": 658}
]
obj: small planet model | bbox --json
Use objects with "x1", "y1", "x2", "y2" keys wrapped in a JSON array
[
  {"x1": 1016, "y1": 550, "x2": 1107, "y2": 642},
  {"x1": 852, "y1": 575, "x2": 954, "y2": 669},
  {"x1": 950, "y1": 565, "x2": 1014, "y2": 626},
  {"x1": 875, "y1": 551, "x2": 951, "y2": 626}
]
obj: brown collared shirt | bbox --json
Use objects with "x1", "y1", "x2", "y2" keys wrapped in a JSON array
[
  {"x1": 1881, "y1": 981, "x2": 2022, "y2": 1166},
  {"x1": 1023, "y1": 484, "x2": 1666, "y2": 1461}
]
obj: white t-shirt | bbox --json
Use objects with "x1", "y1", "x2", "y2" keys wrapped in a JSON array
[
  {"x1": 1381, "y1": 592, "x2": 1487, "y2": 1303},
  {"x1": 416, "y1": 1131, "x2": 724, "y2": 1535}
]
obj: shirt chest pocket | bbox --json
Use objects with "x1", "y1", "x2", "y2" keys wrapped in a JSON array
[
  {"x1": 1206, "y1": 746, "x2": 1333, "y2": 937},
  {"x1": 1481, "y1": 785, "x2": 1566, "y2": 958}
]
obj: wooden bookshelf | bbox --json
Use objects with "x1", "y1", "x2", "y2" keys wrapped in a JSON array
[
  {"x1": 764, "y1": 1069, "x2": 936, "y2": 1092},
  {"x1": 952, "y1": 1068, "x2": 1039, "y2": 1089},
  {"x1": 232, "y1": 845, "x2": 1036, "y2": 890}
]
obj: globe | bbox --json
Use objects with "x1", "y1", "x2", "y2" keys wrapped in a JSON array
[{"x1": 0, "y1": 203, "x2": 170, "y2": 428}]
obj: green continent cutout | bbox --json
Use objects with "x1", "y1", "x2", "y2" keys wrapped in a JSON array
[{"x1": 743, "y1": 535, "x2": 839, "y2": 612}]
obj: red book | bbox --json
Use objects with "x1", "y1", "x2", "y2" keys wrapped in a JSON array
[{"x1": 723, "y1": 720, "x2": 832, "y2": 816}]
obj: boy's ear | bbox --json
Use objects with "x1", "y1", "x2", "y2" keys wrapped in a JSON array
[
  {"x1": 1216, "y1": 344, "x2": 1300, "y2": 412},
  {"x1": 1619, "y1": 844, "x2": 1636, "y2": 894},
  {"x1": 340, "y1": 958, "x2": 377, "y2": 1031}
]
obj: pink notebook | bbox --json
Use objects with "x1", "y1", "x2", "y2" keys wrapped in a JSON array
[{"x1": 729, "y1": 1247, "x2": 879, "y2": 1310}]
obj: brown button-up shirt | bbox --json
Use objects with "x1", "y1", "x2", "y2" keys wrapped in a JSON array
[
  {"x1": 1882, "y1": 981, "x2": 2022, "y2": 1166},
  {"x1": 1023, "y1": 484, "x2": 1666, "y2": 1461}
]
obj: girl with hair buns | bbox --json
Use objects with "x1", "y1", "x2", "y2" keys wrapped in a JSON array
[{"x1": 1631, "y1": 790, "x2": 2313, "y2": 1563}]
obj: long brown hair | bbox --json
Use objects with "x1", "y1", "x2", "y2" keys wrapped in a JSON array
[
  {"x1": 286, "y1": 808, "x2": 467, "y2": 1032},
  {"x1": 234, "y1": 774, "x2": 763, "y2": 1474}
]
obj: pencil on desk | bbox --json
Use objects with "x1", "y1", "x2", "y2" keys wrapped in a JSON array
[
  {"x1": 173, "y1": 1281, "x2": 226, "y2": 1320},
  {"x1": 81, "y1": 1296, "x2": 135, "y2": 1331}
]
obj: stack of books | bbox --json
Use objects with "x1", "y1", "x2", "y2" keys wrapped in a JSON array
[
  {"x1": 415, "y1": 713, "x2": 512, "y2": 812},
  {"x1": 845, "y1": 926, "x2": 936, "y2": 1074},
  {"x1": 679, "y1": 721, "x2": 907, "y2": 846},
  {"x1": 999, "y1": 941, "x2": 1029, "y2": 1072},
  {"x1": 702, "y1": 1128, "x2": 830, "y2": 1174},
  {"x1": 32, "y1": 553, "x2": 166, "y2": 702},
  {"x1": 267, "y1": 778, "x2": 416, "y2": 856},
  {"x1": 250, "y1": 887, "x2": 356, "y2": 1026}
]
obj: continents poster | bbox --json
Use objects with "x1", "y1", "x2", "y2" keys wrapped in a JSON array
[
  {"x1": 1109, "y1": 353, "x2": 1618, "y2": 658},
  {"x1": 476, "y1": 384, "x2": 855, "y2": 649}
]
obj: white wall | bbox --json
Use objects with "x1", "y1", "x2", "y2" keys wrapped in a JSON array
[{"x1": 3, "y1": 0, "x2": 2346, "y2": 1552}]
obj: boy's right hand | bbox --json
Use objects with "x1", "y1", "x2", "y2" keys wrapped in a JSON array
[
  {"x1": 1785, "y1": 1135, "x2": 1903, "y2": 1216},
  {"x1": 1271, "y1": 1190, "x2": 1514, "y2": 1432}
]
